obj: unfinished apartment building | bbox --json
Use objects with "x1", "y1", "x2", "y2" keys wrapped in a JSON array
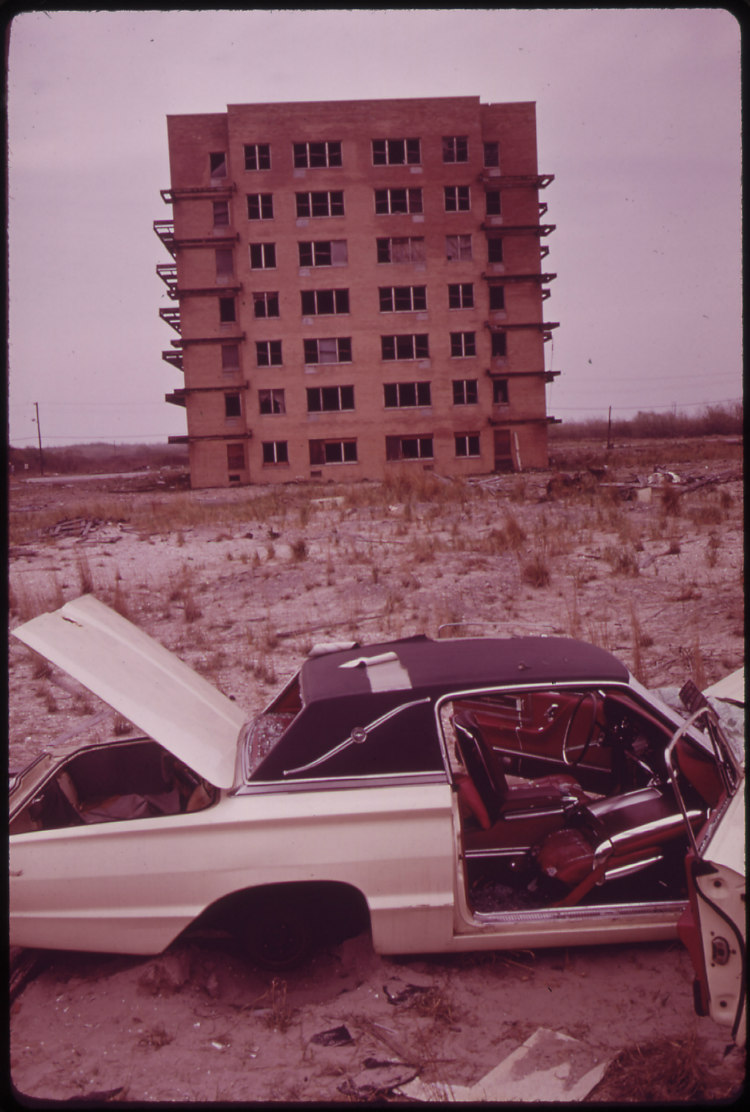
[{"x1": 155, "y1": 96, "x2": 558, "y2": 488}]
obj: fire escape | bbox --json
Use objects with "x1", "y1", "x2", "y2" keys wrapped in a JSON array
[{"x1": 155, "y1": 183, "x2": 249, "y2": 444}]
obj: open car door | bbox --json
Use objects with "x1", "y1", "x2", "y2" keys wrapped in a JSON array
[{"x1": 675, "y1": 671, "x2": 745, "y2": 1045}]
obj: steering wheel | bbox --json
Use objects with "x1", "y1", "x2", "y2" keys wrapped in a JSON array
[{"x1": 562, "y1": 693, "x2": 598, "y2": 767}]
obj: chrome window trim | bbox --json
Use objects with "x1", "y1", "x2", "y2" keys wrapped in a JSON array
[{"x1": 234, "y1": 769, "x2": 448, "y2": 796}]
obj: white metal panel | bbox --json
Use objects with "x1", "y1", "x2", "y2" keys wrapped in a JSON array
[{"x1": 12, "y1": 596, "x2": 246, "y2": 788}]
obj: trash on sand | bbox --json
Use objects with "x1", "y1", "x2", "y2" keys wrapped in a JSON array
[
  {"x1": 397, "y1": 1027, "x2": 611, "y2": 1103},
  {"x1": 310, "y1": 1024, "x2": 354, "y2": 1047}
]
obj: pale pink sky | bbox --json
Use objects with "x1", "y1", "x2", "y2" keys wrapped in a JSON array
[{"x1": 7, "y1": 8, "x2": 742, "y2": 446}]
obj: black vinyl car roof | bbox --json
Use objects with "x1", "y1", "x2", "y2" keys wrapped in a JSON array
[{"x1": 300, "y1": 635, "x2": 630, "y2": 705}]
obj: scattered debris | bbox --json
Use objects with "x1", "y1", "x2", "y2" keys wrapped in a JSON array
[
  {"x1": 398, "y1": 1027, "x2": 611, "y2": 1103},
  {"x1": 383, "y1": 980, "x2": 434, "y2": 1006},
  {"x1": 310, "y1": 1024, "x2": 353, "y2": 1047},
  {"x1": 339, "y1": 1060, "x2": 419, "y2": 1098},
  {"x1": 47, "y1": 518, "x2": 104, "y2": 538}
]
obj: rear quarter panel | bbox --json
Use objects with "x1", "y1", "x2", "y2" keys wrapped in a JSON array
[{"x1": 9, "y1": 780, "x2": 456, "y2": 956}]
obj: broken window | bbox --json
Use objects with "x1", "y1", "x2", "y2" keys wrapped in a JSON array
[
  {"x1": 224, "y1": 393, "x2": 242, "y2": 419},
  {"x1": 383, "y1": 382, "x2": 431, "y2": 408},
  {"x1": 485, "y1": 191, "x2": 502, "y2": 216},
  {"x1": 455, "y1": 433, "x2": 481, "y2": 458},
  {"x1": 293, "y1": 141, "x2": 342, "y2": 168},
  {"x1": 258, "y1": 388, "x2": 286, "y2": 414},
  {"x1": 256, "y1": 340, "x2": 283, "y2": 366},
  {"x1": 244, "y1": 143, "x2": 271, "y2": 171},
  {"x1": 221, "y1": 344, "x2": 240, "y2": 372},
  {"x1": 371, "y1": 138, "x2": 421, "y2": 165},
  {"x1": 262, "y1": 440, "x2": 288, "y2": 464},
  {"x1": 444, "y1": 186, "x2": 470, "y2": 213},
  {"x1": 376, "y1": 237, "x2": 425, "y2": 264},
  {"x1": 226, "y1": 442, "x2": 246, "y2": 470},
  {"x1": 492, "y1": 378, "x2": 509, "y2": 405},
  {"x1": 450, "y1": 332, "x2": 476, "y2": 358},
  {"x1": 446, "y1": 235, "x2": 472, "y2": 262},
  {"x1": 249, "y1": 242, "x2": 276, "y2": 269},
  {"x1": 213, "y1": 200, "x2": 230, "y2": 227},
  {"x1": 309, "y1": 439, "x2": 358, "y2": 465},
  {"x1": 247, "y1": 193, "x2": 274, "y2": 220},
  {"x1": 298, "y1": 240, "x2": 348, "y2": 267},
  {"x1": 385, "y1": 435, "x2": 434, "y2": 461},
  {"x1": 491, "y1": 332, "x2": 507, "y2": 358},
  {"x1": 484, "y1": 142, "x2": 500, "y2": 168},
  {"x1": 219, "y1": 297, "x2": 236, "y2": 323},
  {"x1": 374, "y1": 188, "x2": 423, "y2": 215},
  {"x1": 253, "y1": 291, "x2": 279, "y2": 319},
  {"x1": 215, "y1": 248, "x2": 234, "y2": 278},
  {"x1": 300, "y1": 289, "x2": 350, "y2": 315},
  {"x1": 448, "y1": 283, "x2": 474, "y2": 309},
  {"x1": 210, "y1": 152, "x2": 228, "y2": 179},
  {"x1": 296, "y1": 191, "x2": 345, "y2": 218},
  {"x1": 487, "y1": 238, "x2": 504, "y2": 264},
  {"x1": 453, "y1": 379, "x2": 478, "y2": 405},
  {"x1": 303, "y1": 337, "x2": 352, "y2": 364},
  {"x1": 381, "y1": 334, "x2": 429, "y2": 361},
  {"x1": 306, "y1": 385, "x2": 355, "y2": 412},
  {"x1": 489, "y1": 285, "x2": 505, "y2": 311},
  {"x1": 443, "y1": 136, "x2": 468, "y2": 163},
  {"x1": 379, "y1": 286, "x2": 427, "y2": 312}
]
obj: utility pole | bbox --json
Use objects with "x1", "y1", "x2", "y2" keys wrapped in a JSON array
[
  {"x1": 34, "y1": 402, "x2": 44, "y2": 476},
  {"x1": 606, "y1": 406, "x2": 613, "y2": 450}
]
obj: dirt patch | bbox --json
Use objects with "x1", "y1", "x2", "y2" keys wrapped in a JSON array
[{"x1": 8, "y1": 439, "x2": 744, "y2": 1102}]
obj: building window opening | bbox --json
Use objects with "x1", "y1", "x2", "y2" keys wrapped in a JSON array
[
  {"x1": 488, "y1": 238, "x2": 504, "y2": 264},
  {"x1": 293, "y1": 141, "x2": 342, "y2": 168},
  {"x1": 383, "y1": 382, "x2": 431, "y2": 408},
  {"x1": 215, "y1": 248, "x2": 234, "y2": 279},
  {"x1": 307, "y1": 385, "x2": 355, "y2": 412},
  {"x1": 452, "y1": 379, "x2": 478, "y2": 405},
  {"x1": 379, "y1": 286, "x2": 427, "y2": 312},
  {"x1": 244, "y1": 143, "x2": 271, "y2": 171},
  {"x1": 213, "y1": 201, "x2": 230, "y2": 227},
  {"x1": 446, "y1": 235, "x2": 472, "y2": 262},
  {"x1": 299, "y1": 240, "x2": 348, "y2": 267},
  {"x1": 309, "y1": 439, "x2": 358, "y2": 465},
  {"x1": 256, "y1": 340, "x2": 283, "y2": 366},
  {"x1": 375, "y1": 188, "x2": 423, "y2": 215},
  {"x1": 485, "y1": 191, "x2": 502, "y2": 216},
  {"x1": 300, "y1": 289, "x2": 350, "y2": 315},
  {"x1": 386, "y1": 435, "x2": 434, "y2": 461},
  {"x1": 372, "y1": 138, "x2": 421, "y2": 165},
  {"x1": 489, "y1": 286, "x2": 505, "y2": 311},
  {"x1": 483, "y1": 142, "x2": 500, "y2": 168},
  {"x1": 303, "y1": 337, "x2": 352, "y2": 364},
  {"x1": 219, "y1": 297, "x2": 236, "y2": 323},
  {"x1": 262, "y1": 441, "x2": 289, "y2": 464},
  {"x1": 224, "y1": 393, "x2": 242, "y2": 419},
  {"x1": 491, "y1": 332, "x2": 507, "y2": 358},
  {"x1": 259, "y1": 388, "x2": 286, "y2": 414},
  {"x1": 221, "y1": 344, "x2": 240, "y2": 372},
  {"x1": 381, "y1": 334, "x2": 429, "y2": 361},
  {"x1": 296, "y1": 191, "x2": 345, "y2": 218},
  {"x1": 444, "y1": 186, "x2": 470, "y2": 212},
  {"x1": 455, "y1": 433, "x2": 481, "y2": 458},
  {"x1": 247, "y1": 193, "x2": 274, "y2": 220},
  {"x1": 377, "y1": 237, "x2": 425, "y2": 264},
  {"x1": 450, "y1": 332, "x2": 476, "y2": 358},
  {"x1": 443, "y1": 136, "x2": 468, "y2": 163},
  {"x1": 249, "y1": 243, "x2": 276, "y2": 269},
  {"x1": 253, "y1": 291, "x2": 280, "y2": 318},
  {"x1": 493, "y1": 379, "x2": 510, "y2": 405},
  {"x1": 210, "y1": 152, "x2": 228, "y2": 179},
  {"x1": 448, "y1": 283, "x2": 474, "y2": 309}
]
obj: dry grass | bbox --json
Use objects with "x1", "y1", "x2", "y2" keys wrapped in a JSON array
[{"x1": 591, "y1": 1033, "x2": 739, "y2": 1102}]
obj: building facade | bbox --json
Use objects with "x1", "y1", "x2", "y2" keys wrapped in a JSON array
[{"x1": 155, "y1": 97, "x2": 558, "y2": 488}]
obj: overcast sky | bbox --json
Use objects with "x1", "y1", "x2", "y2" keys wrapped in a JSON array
[{"x1": 7, "y1": 8, "x2": 742, "y2": 447}]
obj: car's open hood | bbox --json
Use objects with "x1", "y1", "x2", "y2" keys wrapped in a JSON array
[{"x1": 12, "y1": 595, "x2": 247, "y2": 789}]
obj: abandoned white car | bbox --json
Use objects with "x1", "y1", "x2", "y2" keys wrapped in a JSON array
[{"x1": 9, "y1": 596, "x2": 744, "y2": 1039}]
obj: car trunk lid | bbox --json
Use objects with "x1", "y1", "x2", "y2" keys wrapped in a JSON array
[{"x1": 11, "y1": 595, "x2": 247, "y2": 789}]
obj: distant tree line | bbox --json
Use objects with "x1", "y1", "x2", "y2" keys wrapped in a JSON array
[
  {"x1": 549, "y1": 402, "x2": 742, "y2": 442},
  {"x1": 8, "y1": 442, "x2": 189, "y2": 476}
]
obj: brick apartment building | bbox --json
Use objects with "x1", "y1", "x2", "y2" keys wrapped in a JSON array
[{"x1": 155, "y1": 96, "x2": 558, "y2": 488}]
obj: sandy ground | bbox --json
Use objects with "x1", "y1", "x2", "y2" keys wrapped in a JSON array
[{"x1": 7, "y1": 439, "x2": 744, "y2": 1103}]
